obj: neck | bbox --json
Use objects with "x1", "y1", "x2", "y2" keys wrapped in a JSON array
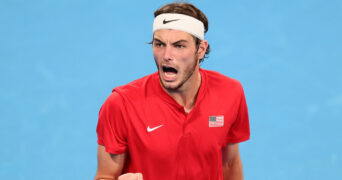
[{"x1": 165, "y1": 68, "x2": 202, "y2": 114}]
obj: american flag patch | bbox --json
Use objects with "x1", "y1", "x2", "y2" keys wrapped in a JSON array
[{"x1": 209, "y1": 115, "x2": 224, "y2": 127}]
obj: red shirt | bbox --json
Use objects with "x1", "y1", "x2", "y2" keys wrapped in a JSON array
[{"x1": 97, "y1": 69, "x2": 250, "y2": 180}]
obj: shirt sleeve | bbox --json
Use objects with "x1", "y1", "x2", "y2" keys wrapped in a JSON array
[
  {"x1": 96, "y1": 91, "x2": 128, "y2": 154},
  {"x1": 226, "y1": 85, "x2": 250, "y2": 144}
]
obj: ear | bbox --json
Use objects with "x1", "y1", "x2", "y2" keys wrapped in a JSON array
[{"x1": 197, "y1": 40, "x2": 208, "y2": 60}]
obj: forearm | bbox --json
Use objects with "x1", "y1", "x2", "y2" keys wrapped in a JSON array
[
  {"x1": 94, "y1": 174, "x2": 118, "y2": 180},
  {"x1": 95, "y1": 168, "x2": 121, "y2": 180},
  {"x1": 95, "y1": 145, "x2": 125, "y2": 180},
  {"x1": 222, "y1": 155, "x2": 243, "y2": 180}
]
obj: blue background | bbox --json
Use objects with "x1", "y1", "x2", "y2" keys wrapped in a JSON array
[{"x1": 1, "y1": 0, "x2": 341, "y2": 179}]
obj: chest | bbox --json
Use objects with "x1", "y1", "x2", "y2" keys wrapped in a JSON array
[{"x1": 124, "y1": 95, "x2": 240, "y2": 161}]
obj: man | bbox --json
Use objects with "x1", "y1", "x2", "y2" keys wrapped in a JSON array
[{"x1": 95, "y1": 2, "x2": 250, "y2": 180}]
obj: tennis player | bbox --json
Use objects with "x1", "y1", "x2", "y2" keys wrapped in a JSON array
[{"x1": 95, "y1": 2, "x2": 250, "y2": 180}]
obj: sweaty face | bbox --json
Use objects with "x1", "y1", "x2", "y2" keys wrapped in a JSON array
[{"x1": 152, "y1": 29, "x2": 200, "y2": 91}]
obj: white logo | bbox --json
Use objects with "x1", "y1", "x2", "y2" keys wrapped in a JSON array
[{"x1": 147, "y1": 125, "x2": 163, "y2": 132}]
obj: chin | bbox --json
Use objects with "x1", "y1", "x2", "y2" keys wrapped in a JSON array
[{"x1": 160, "y1": 80, "x2": 182, "y2": 91}]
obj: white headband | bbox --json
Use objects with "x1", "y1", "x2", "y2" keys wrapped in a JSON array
[{"x1": 153, "y1": 13, "x2": 205, "y2": 40}]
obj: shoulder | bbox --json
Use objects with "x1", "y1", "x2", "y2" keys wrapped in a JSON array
[
  {"x1": 101, "y1": 90, "x2": 124, "y2": 112},
  {"x1": 202, "y1": 69, "x2": 243, "y2": 93}
]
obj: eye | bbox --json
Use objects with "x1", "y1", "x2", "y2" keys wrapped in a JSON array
[
  {"x1": 153, "y1": 40, "x2": 165, "y2": 47},
  {"x1": 175, "y1": 44, "x2": 185, "y2": 48},
  {"x1": 154, "y1": 42, "x2": 164, "y2": 47}
]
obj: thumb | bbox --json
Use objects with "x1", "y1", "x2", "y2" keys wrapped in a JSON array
[
  {"x1": 136, "y1": 173, "x2": 143, "y2": 180},
  {"x1": 118, "y1": 173, "x2": 143, "y2": 180}
]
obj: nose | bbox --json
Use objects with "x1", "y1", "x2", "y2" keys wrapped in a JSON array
[{"x1": 163, "y1": 45, "x2": 173, "y2": 61}]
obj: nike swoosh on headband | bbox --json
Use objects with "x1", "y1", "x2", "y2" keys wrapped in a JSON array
[{"x1": 163, "y1": 19, "x2": 180, "y2": 24}]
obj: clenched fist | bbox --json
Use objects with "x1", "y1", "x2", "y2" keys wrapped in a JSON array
[{"x1": 118, "y1": 173, "x2": 143, "y2": 180}]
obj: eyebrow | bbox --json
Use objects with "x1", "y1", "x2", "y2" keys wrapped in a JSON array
[
  {"x1": 172, "y1": 40, "x2": 188, "y2": 44},
  {"x1": 153, "y1": 38, "x2": 164, "y2": 44},
  {"x1": 153, "y1": 38, "x2": 189, "y2": 45}
]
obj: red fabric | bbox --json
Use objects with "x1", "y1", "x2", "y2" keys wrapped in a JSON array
[{"x1": 96, "y1": 69, "x2": 250, "y2": 180}]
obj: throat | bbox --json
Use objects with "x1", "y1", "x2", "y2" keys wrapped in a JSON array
[
  {"x1": 167, "y1": 72, "x2": 202, "y2": 114},
  {"x1": 183, "y1": 102, "x2": 196, "y2": 114}
]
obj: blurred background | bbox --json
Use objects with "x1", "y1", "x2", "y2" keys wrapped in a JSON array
[{"x1": 1, "y1": 0, "x2": 341, "y2": 179}]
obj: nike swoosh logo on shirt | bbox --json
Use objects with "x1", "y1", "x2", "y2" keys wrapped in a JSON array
[{"x1": 147, "y1": 125, "x2": 163, "y2": 132}]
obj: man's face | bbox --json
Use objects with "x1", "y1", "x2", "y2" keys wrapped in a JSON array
[{"x1": 152, "y1": 29, "x2": 203, "y2": 91}]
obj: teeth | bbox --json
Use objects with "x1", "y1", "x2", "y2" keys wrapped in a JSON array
[{"x1": 164, "y1": 72, "x2": 176, "y2": 77}]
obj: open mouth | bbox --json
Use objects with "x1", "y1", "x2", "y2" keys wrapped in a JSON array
[
  {"x1": 162, "y1": 65, "x2": 178, "y2": 74},
  {"x1": 161, "y1": 65, "x2": 178, "y2": 81}
]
